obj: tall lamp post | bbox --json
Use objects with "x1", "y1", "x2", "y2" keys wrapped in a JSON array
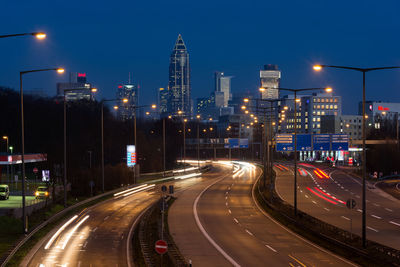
[
  {"x1": 2, "y1": 136, "x2": 9, "y2": 183},
  {"x1": 313, "y1": 64, "x2": 400, "y2": 247},
  {"x1": 131, "y1": 104, "x2": 157, "y2": 183},
  {"x1": 101, "y1": 98, "x2": 128, "y2": 192},
  {"x1": 63, "y1": 87, "x2": 97, "y2": 207},
  {"x1": 277, "y1": 87, "x2": 332, "y2": 216},
  {"x1": 196, "y1": 115, "x2": 201, "y2": 168},
  {"x1": 20, "y1": 67, "x2": 64, "y2": 233}
]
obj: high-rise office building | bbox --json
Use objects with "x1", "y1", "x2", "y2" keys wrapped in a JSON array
[
  {"x1": 260, "y1": 64, "x2": 281, "y2": 99},
  {"x1": 215, "y1": 72, "x2": 232, "y2": 107},
  {"x1": 168, "y1": 34, "x2": 191, "y2": 116},
  {"x1": 116, "y1": 83, "x2": 138, "y2": 121},
  {"x1": 57, "y1": 72, "x2": 95, "y2": 101}
]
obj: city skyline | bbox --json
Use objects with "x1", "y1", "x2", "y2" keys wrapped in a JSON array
[{"x1": 0, "y1": 1, "x2": 399, "y2": 115}]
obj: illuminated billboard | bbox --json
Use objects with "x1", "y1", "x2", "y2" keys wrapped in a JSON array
[{"x1": 127, "y1": 145, "x2": 136, "y2": 167}]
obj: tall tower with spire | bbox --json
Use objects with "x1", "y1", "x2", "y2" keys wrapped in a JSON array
[{"x1": 168, "y1": 34, "x2": 192, "y2": 116}]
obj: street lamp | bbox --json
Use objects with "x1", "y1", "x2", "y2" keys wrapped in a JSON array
[
  {"x1": 277, "y1": 86, "x2": 332, "y2": 217},
  {"x1": 313, "y1": 64, "x2": 400, "y2": 247},
  {"x1": 0, "y1": 32, "x2": 47, "y2": 39},
  {"x1": 20, "y1": 68, "x2": 64, "y2": 233},
  {"x1": 101, "y1": 98, "x2": 128, "y2": 192},
  {"x1": 196, "y1": 115, "x2": 201, "y2": 168}
]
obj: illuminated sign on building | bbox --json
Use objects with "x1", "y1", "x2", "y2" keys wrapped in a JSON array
[
  {"x1": 77, "y1": 73, "x2": 86, "y2": 77},
  {"x1": 378, "y1": 106, "x2": 390, "y2": 111},
  {"x1": 127, "y1": 145, "x2": 136, "y2": 167}
]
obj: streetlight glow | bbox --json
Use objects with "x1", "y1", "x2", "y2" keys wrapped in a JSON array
[
  {"x1": 122, "y1": 98, "x2": 128, "y2": 103},
  {"x1": 151, "y1": 104, "x2": 157, "y2": 109},
  {"x1": 325, "y1": 87, "x2": 333, "y2": 93},
  {"x1": 57, "y1": 68, "x2": 65, "y2": 74},
  {"x1": 241, "y1": 105, "x2": 246, "y2": 110},
  {"x1": 313, "y1": 65, "x2": 322, "y2": 71},
  {"x1": 259, "y1": 87, "x2": 266, "y2": 92},
  {"x1": 35, "y1": 33, "x2": 47, "y2": 39},
  {"x1": 113, "y1": 105, "x2": 118, "y2": 110},
  {"x1": 2, "y1": 136, "x2": 8, "y2": 140},
  {"x1": 196, "y1": 114, "x2": 200, "y2": 119},
  {"x1": 283, "y1": 106, "x2": 289, "y2": 110},
  {"x1": 244, "y1": 98, "x2": 249, "y2": 103},
  {"x1": 91, "y1": 88, "x2": 98, "y2": 93}
]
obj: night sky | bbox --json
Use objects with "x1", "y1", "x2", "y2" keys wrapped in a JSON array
[{"x1": 1, "y1": 0, "x2": 399, "y2": 114}]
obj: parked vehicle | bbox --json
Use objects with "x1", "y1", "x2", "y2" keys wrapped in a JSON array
[
  {"x1": 0, "y1": 185, "x2": 9, "y2": 200},
  {"x1": 35, "y1": 186, "x2": 49, "y2": 199}
]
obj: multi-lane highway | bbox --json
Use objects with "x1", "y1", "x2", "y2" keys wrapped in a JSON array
[
  {"x1": 169, "y1": 161, "x2": 355, "y2": 266},
  {"x1": 275, "y1": 163, "x2": 400, "y2": 250},
  {"x1": 22, "y1": 172, "x2": 204, "y2": 267}
]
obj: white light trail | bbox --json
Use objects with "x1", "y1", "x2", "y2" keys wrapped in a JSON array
[
  {"x1": 122, "y1": 184, "x2": 155, "y2": 197},
  {"x1": 114, "y1": 184, "x2": 149, "y2": 196},
  {"x1": 44, "y1": 215, "x2": 78, "y2": 250},
  {"x1": 174, "y1": 172, "x2": 202, "y2": 180},
  {"x1": 61, "y1": 215, "x2": 90, "y2": 249}
]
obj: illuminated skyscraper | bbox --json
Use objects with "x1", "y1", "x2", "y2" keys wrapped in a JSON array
[
  {"x1": 116, "y1": 83, "x2": 138, "y2": 121},
  {"x1": 215, "y1": 72, "x2": 232, "y2": 107},
  {"x1": 158, "y1": 87, "x2": 168, "y2": 114},
  {"x1": 260, "y1": 64, "x2": 281, "y2": 99},
  {"x1": 168, "y1": 34, "x2": 191, "y2": 116}
]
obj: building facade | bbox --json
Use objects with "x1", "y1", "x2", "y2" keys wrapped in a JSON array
[
  {"x1": 215, "y1": 72, "x2": 232, "y2": 107},
  {"x1": 260, "y1": 64, "x2": 281, "y2": 100},
  {"x1": 279, "y1": 92, "x2": 342, "y2": 134},
  {"x1": 168, "y1": 34, "x2": 191, "y2": 117},
  {"x1": 116, "y1": 83, "x2": 138, "y2": 121},
  {"x1": 359, "y1": 101, "x2": 400, "y2": 129},
  {"x1": 158, "y1": 87, "x2": 168, "y2": 114},
  {"x1": 321, "y1": 115, "x2": 363, "y2": 140},
  {"x1": 57, "y1": 72, "x2": 95, "y2": 101}
]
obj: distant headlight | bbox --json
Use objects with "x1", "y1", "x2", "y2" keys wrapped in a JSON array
[
  {"x1": 45, "y1": 192, "x2": 49, "y2": 196},
  {"x1": 35, "y1": 192, "x2": 39, "y2": 196}
]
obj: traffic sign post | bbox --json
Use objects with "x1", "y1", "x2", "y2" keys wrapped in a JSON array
[
  {"x1": 296, "y1": 134, "x2": 312, "y2": 151},
  {"x1": 155, "y1": 239, "x2": 168, "y2": 254},
  {"x1": 346, "y1": 198, "x2": 356, "y2": 239},
  {"x1": 276, "y1": 134, "x2": 294, "y2": 152},
  {"x1": 313, "y1": 134, "x2": 331, "y2": 151}
]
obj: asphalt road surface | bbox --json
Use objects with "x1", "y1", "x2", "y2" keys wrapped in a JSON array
[
  {"x1": 169, "y1": 161, "x2": 355, "y2": 267},
  {"x1": 22, "y1": 173, "x2": 204, "y2": 267},
  {"x1": 275, "y1": 163, "x2": 400, "y2": 250}
]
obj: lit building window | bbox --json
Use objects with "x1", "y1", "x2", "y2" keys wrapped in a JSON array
[
  {"x1": 334, "y1": 98, "x2": 338, "y2": 102},
  {"x1": 321, "y1": 99, "x2": 325, "y2": 103},
  {"x1": 317, "y1": 98, "x2": 320, "y2": 102},
  {"x1": 334, "y1": 112, "x2": 337, "y2": 115},
  {"x1": 317, "y1": 117, "x2": 320, "y2": 122},
  {"x1": 334, "y1": 105, "x2": 338, "y2": 109},
  {"x1": 317, "y1": 111, "x2": 320, "y2": 115},
  {"x1": 313, "y1": 117, "x2": 316, "y2": 122},
  {"x1": 317, "y1": 124, "x2": 320, "y2": 128},
  {"x1": 321, "y1": 111, "x2": 325, "y2": 115}
]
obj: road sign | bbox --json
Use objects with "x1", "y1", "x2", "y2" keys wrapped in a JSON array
[
  {"x1": 346, "y1": 198, "x2": 356, "y2": 209},
  {"x1": 33, "y1": 167, "x2": 38, "y2": 174},
  {"x1": 313, "y1": 134, "x2": 330, "y2": 151},
  {"x1": 296, "y1": 134, "x2": 312, "y2": 151},
  {"x1": 155, "y1": 240, "x2": 168, "y2": 254},
  {"x1": 332, "y1": 134, "x2": 349, "y2": 151},
  {"x1": 276, "y1": 134, "x2": 294, "y2": 151},
  {"x1": 239, "y1": 138, "x2": 249, "y2": 148}
]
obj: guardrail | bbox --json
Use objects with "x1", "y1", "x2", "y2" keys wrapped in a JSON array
[
  {"x1": 0, "y1": 165, "x2": 206, "y2": 267},
  {"x1": 255, "y1": 166, "x2": 400, "y2": 266}
]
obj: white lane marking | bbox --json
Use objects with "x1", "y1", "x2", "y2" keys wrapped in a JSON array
[
  {"x1": 389, "y1": 221, "x2": 400, "y2": 227},
  {"x1": 355, "y1": 195, "x2": 360, "y2": 198},
  {"x1": 341, "y1": 216, "x2": 350, "y2": 221},
  {"x1": 234, "y1": 218, "x2": 239, "y2": 224},
  {"x1": 225, "y1": 196, "x2": 228, "y2": 200},
  {"x1": 265, "y1": 244, "x2": 277, "y2": 252},
  {"x1": 225, "y1": 192, "x2": 228, "y2": 195},
  {"x1": 228, "y1": 209, "x2": 232, "y2": 214},
  {"x1": 104, "y1": 216, "x2": 109, "y2": 221},
  {"x1": 373, "y1": 203, "x2": 380, "y2": 207},
  {"x1": 300, "y1": 190, "x2": 303, "y2": 193},
  {"x1": 312, "y1": 201, "x2": 317, "y2": 204},
  {"x1": 193, "y1": 177, "x2": 241, "y2": 267},
  {"x1": 245, "y1": 229, "x2": 254, "y2": 236},
  {"x1": 357, "y1": 209, "x2": 362, "y2": 213},
  {"x1": 385, "y1": 208, "x2": 393, "y2": 212},
  {"x1": 305, "y1": 195, "x2": 309, "y2": 198},
  {"x1": 226, "y1": 202, "x2": 228, "y2": 206},
  {"x1": 92, "y1": 227, "x2": 98, "y2": 232},
  {"x1": 367, "y1": 226, "x2": 379, "y2": 232},
  {"x1": 324, "y1": 208, "x2": 330, "y2": 212},
  {"x1": 83, "y1": 241, "x2": 88, "y2": 248},
  {"x1": 371, "y1": 215, "x2": 381, "y2": 220},
  {"x1": 78, "y1": 261, "x2": 81, "y2": 267}
]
